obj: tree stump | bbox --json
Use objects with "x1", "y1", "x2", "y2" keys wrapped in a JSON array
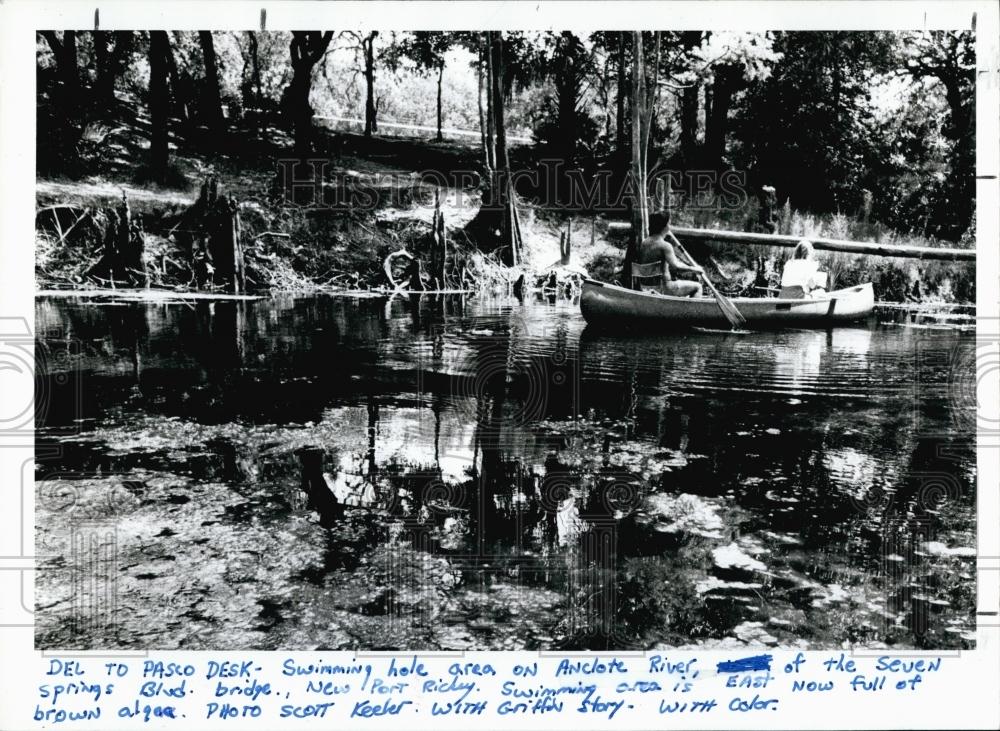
[
  {"x1": 407, "y1": 257, "x2": 427, "y2": 291},
  {"x1": 86, "y1": 191, "x2": 149, "y2": 288},
  {"x1": 180, "y1": 177, "x2": 247, "y2": 293},
  {"x1": 430, "y1": 191, "x2": 448, "y2": 288},
  {"x1": 559, "y1": 218, "x2": 572, "y2": 266},
  {"x1": 513, "y1": 272, "x2": 525, "y2": 299}
]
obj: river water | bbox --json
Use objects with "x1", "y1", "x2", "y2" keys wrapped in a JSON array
[{"x1": 34, "y1": 294, "x2": 977, "y2": 651}]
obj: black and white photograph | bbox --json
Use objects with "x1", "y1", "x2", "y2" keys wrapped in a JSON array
[{"x1": 31, "y1": 21, "x2": 980, "y2": 656}]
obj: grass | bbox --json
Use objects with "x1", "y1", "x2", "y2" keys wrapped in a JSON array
[{"x1": 665, "y1": 197, "x2": 975, "y2": 304}]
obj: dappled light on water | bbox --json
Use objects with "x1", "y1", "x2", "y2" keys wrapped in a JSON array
[{"x1": 35, "y1": 294, "x2": 976, "y2": 650}]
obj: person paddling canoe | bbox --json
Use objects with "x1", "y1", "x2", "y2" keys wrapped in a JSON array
[{"x1": 637, "y1": 212, "x2": 704, "y2": 297}]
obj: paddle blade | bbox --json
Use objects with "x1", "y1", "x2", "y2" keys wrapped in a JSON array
[{"x1": 714, "y1": 293, "x2": 747, "y2": 329}]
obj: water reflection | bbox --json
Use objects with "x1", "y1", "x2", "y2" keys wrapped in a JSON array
[{"x1": 34, "y1": 294, "x2": 976, "y2": 650}]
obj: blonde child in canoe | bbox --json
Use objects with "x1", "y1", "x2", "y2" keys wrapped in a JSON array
[{"x1": 780, "y1": 240, "x2": 827, "y2": 299}]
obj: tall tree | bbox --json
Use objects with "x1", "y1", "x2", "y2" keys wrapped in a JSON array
[
  {"x1": 623, "y1": 31, "x2": 660, "y2": 282},
  {"x1": 901, "y1": 30, "x2": 975, "y2": 238},
  {"x1": 148, "y1": 31, "x2": 171, "y2": 181},
  {"x1": 39, "y1": 31, "x2": 80, "y2": 116},
  {"x1": 678, "y1": 31, "x2": 703, "y2": 165},
  {"x1": 616, "y1": 33, "x2": 628, "y2": 162},
  {"x1": 362, "y1": 32, "x2": 378, "y2": 136},
  {"x1": 733, "y1": 32, "x2": 889, "y2": 213},
  {"x1": 484, "y1": 37, "x2": 496, "y2": 172},
  {"x1": 545, "y1": 31, "x2": 597, "y2": 165},
  {"x1": 394, "y1": 32, "x2": 453, "y2": 141},
  {"x1": 198, "y1": 31, "x2": 225, "y2": 131},
  {"x1": 487, "y1": 31, "x2": 521, "y2": 266},
  {"x1": 286, "y1": 31, "x2": 334, "y2": 156},
  {"x1": 690, "y1": 32, "x2": 781, "y2": 171},
  {"x1": 93, "y1": 31, "x2": 133, "y2": 111},
  {"x1": 163, "y1": 33, "x2": 190, "y2": 124},
  {"x1": 343, "y1": 31, "x2": 380, "y2": 137},
  {"x1": 248, "y1": 31, "x2": 264, "y2": 101},
  {"x1": 476, "y1": 47, "x2": 488, "y2": 166}
]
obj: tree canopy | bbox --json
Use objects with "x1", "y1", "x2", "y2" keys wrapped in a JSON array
[{"x1": 36, "y1": 29, "x2": 975, "y2": 241}]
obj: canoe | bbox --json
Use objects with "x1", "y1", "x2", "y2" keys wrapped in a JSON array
[{"x1": 580, "y1": 279, "x2": 874, "y2": 329}]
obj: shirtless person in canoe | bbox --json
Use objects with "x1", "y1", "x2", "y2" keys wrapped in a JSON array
[{"x1": 636, "y1": 212, "x2": 703, "y2": 297}]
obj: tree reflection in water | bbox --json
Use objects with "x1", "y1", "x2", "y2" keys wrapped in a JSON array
[{"x1": 34, "y1": 294, "x2": 977, "y2": 650}]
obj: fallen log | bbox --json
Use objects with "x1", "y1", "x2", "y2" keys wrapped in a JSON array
[
  {"x1": 605, "y1": 222, "x2": 975, "y2": 261},
  {"x1": 672, "y1": 226, "x2": 975, "y2": 261}
]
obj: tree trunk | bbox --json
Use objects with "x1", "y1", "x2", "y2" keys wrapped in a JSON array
[
  {"x1": 555, "y1": 32, "x2": 579, "y2": 166},
  {"x1": 701, "y1": 62, "x2": 734, "y2": 174},
  {"x1": 477, "y1": 53, "x2": 489, "y2": 170},
  {"x1": 163, "y1": 33, "x2": 189, "y2": 123},
  {"x1": 704, "y1": 65, "x2": 740, "y2": 171},
  {"x1": 939, "y1": 65, "x2": 974, "y2": 238},
  {"x1": 484, "y1": 37, "x2": 496, "y2": 172},
  {"x1": 436, "y1": 62, "x2": 445, "y2": 142},
  {"x1": 363, "y1": 32, "x2": 378, "y2": 137},
  {"x1": 212, "y1": 194, "x2": 246, "y2": 293},
  {"x1": 247, "y1": 31, "x2": 263, "y2": 129},
  {"x1": 94, "y1": 30, "x2": 111, "y2": 107},
  {"x1": 431, "y1": 190, "x2": 448, "y2": 286},
  {"x1": 288, "y1": 67, "x2": 313, "y2": 156},
  {"x1": 615, "y1": 32, "x2": 628, "y2": 161},
  {"x1": 148, "y1": 31, "x2": 170, "y2": 182},
  {"x1": 489, "y1": 34, "x2": 508, "y2": 172},
  {"x1": 489, "y1": 31, "x2": 519, "y2": 267},
  {"x1": 679, "y1": 31, "x2": 701, "y2": 165},
  {"x1": 287, "y1": 32, "x2": 333, "y2": 157},
  {"x1": 40, "y1": 31, "x2": 81, "y2": 117},
  {"x1": 602, "y1": 58, "x2": 613, "y2": 141},
  {"x1": 624, "y1": 31, "x2": 648, "y2": 285},
  {"x1": 62, "y1": 31, "x2": 79, "y2": 108},
  {"x1": 199, "y1": 31, "x2": 225, "y2": 131},
  {"x1": 669, "y1": 225, "x2": 975, "y2": 261},
  {"x1": 93, "y1": 31, "x2": 133, "y2": 113},
  {"x1": 703, "y1": 83, "x2": 713, "y2": 146}
]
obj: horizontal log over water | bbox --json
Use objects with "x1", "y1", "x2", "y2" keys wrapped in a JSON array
[
  {"x1": 605, "y1": 222, "x2": 974, "y2": 261},
  {"x1": 670, "y1": 226, "x2": 975, "y2": 261}
]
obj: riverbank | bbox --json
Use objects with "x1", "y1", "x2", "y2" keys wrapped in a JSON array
[{"x1": 35, "y1": 113, "x2": 975, "y2": 303}]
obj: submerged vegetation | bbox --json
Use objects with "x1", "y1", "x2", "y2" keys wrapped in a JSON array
[{"x1": 35, "y1": 296, "x2": 977, "y2": 650}]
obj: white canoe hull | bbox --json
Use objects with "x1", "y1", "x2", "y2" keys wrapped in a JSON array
[{"x1": 580, "y1": 280, "x2": 875, "y2": 329}]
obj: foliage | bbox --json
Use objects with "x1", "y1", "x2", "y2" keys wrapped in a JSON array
[
  {"x1": 731, "y1": 32, "x2": 898, "y2": 213},
  {"x1": 687, "y1": 31, "x2": 782, "y2": 84},
  {"x1": 530, "y1": 32, "x2": 601, "y2": 165},
  {"x1": 730, "y1": 30, "x2": 973, "y2": 241}
]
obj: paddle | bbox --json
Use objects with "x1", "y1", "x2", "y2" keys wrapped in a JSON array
[{"x1": 667, "y1": 230, "x2": 748, "y2": 329}]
